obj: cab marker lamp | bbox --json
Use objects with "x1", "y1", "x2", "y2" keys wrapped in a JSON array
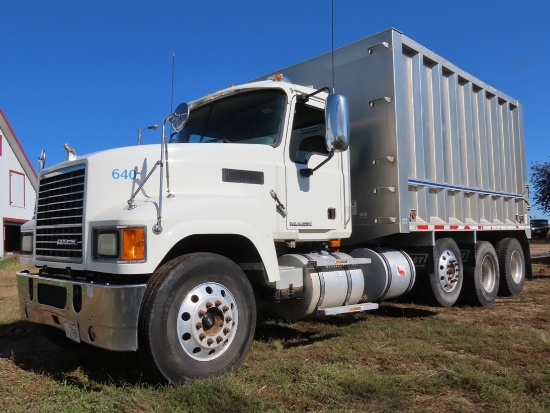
[
  {"x1": 122, "y1": 228, "x2": 145, "y2": 261},
  {"x1": 267, "y1": 74, "x2": 291, "y2": 83}
]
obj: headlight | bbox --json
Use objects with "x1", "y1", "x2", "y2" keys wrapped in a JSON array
[
  {"x1": 21, "y1": 233, "x2": 33, "y2": 255},
  {"x1": 97, "y1": 231, "x2": 119, "y2": 258},
  {"x1": 94, "y1": 227, "x2": 145, "y2": 261}
]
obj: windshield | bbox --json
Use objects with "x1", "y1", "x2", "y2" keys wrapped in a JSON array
[{"x1": 173, "y1": 90, "x2": 286, "y2": 145}]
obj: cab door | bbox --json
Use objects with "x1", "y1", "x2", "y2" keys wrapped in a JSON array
[{"x1": 284, "y1": 99, "x2": 344, "y2": 231}]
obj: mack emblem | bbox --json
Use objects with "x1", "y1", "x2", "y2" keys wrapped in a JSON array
[
  {"x1": 289, "y1": 222, "x2": 313, "y2": 227},
  {"x1": 56, "y1": 239, "x2": 78, "y2": 246}
]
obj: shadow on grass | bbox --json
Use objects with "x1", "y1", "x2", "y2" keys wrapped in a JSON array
[
  {"x1": 0, "y1": 320, "x2": 153, "y2": 387},
  {"x1": 254, "y1": 304, "x2": 436, "y2": 350},
  {"x1": 372, "y1": 304, "x2": 438, "y2": 319},
  {"x1": 254, "y1": 321, "x2": 340, "y2": 348}
]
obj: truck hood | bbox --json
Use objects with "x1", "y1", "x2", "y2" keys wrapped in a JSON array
[{"x1": 40, "y1": 143, "x2": 279, "y2": 222}]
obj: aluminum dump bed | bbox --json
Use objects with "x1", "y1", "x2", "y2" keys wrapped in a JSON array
[{"x1": 260, "y1": 28, "x2": 528, "y2": 242}]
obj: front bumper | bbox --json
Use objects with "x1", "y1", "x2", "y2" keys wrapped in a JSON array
[{"x1": 17, "y1": 271, "x2": 146, "y2": 351}]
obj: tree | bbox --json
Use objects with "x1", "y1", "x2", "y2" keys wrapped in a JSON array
[{"x1": 531, "y1": 159, "x2": 550, "y2": 214}]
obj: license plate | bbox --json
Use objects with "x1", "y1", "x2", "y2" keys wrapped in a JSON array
[{"x1": 64, "y1": 320, "x2": 81, "y2": 343}]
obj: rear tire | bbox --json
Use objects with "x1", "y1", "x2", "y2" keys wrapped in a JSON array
[
  {"x1": 463, "y1": 241, "x2": 500, "y2": 306},
  {"x1": 428, "y1": 238, "x2": 463, "y2": 307},
  {"x1": 138, "y1": 253, "x2": 256, "y2": 384},
  {"x1": 496, "y1": 238, "x2": 525, "y2": 296}
]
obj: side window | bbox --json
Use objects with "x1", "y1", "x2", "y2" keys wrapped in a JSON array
[
  {"x1": 10, "y1": 170, "x2": 25, "y2": 208},
  {"x1": 289, "y1": 103, "x2": 328, "y2": 164}
]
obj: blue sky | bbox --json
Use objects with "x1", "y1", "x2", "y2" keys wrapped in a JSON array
[{"x1": 1, "y1": 0, "x2": 549, "y2": 219}]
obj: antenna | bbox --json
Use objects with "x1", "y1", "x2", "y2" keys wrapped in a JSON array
[
  {"x1": 171, "y1": 53, "x2": 175, "y2": 113},
  {"x1": 331, "y1": 0, "x2": 335, "y2": 93},
  {"x1": 165, "y1": 52, "x2": 176, "y2": 198},
  {"x1": 170, "y1": 53, "x2": 175, "y2": 135}
]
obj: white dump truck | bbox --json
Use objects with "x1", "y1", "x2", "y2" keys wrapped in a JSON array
[{"x1": 17, "y1": 28, "x2": 530, "y2": 384}]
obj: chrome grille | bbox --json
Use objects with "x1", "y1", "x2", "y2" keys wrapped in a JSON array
[{"x1": 36, "y1": 164, "x2": 86, "y2": 263}]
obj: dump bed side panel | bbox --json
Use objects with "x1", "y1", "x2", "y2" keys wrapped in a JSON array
[{"x1": 397, "y1": 33, "x2": 528, "y2": 238}]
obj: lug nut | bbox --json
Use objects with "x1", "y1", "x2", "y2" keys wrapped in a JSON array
[
  {"x1": 223, "y1": 327, "x2": 230, "y2": 335},
  {"x1": 216, "y1": 336, "x2": 223, "y2": 343},
  {"x1": 207, "y1": 338, "x2": 214, "y2": 346},
  {"x1": 196, "y1": 322, "x2": 203, "y2": 330},
  {"x1": 225, "y1": 316, "x2": 232, "y2": 323},
  {"x1": 199, "y1": 333, "x2": 206, "y2": 341},
  {"x1": 222, "y1": 305, "x2": 229, "y2": 312},
  {"x1": 198, "y1": 310, "x2": 206, "y2": 317},
  {"x1": 206, "y1": 301, "x2": 213, "y2": 308},
  {"x1": 215, "y1": 300, "x2": 222, "y2": 306}
]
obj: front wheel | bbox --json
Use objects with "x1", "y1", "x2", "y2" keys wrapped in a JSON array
[
  {"x1": 139, "y1": 253, "x2": 256, "y2": 384},
  {"x1": 428, "y1": 238, "x2": 463, "y2": 307}
]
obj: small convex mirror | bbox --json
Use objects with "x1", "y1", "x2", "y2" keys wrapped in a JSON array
[
  {"x1": 37, "y1": 149, "x2": 46, "y2": 171},
  {"x1": 171, "y1": 102, "x2": 190, "y2": 132},
  {"x1": 325, "y1": 93, "x2": 349, "y2": 152}
]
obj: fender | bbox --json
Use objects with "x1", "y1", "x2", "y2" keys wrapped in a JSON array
[{"x1": 86, "y1": 194, "x2": 281, "y2": 281}]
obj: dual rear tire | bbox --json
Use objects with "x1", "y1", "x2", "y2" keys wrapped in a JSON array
[
  {"x1": 463, "y1": 241, "x2": 500, "y2": 306},
  {"x1": 428, "y1": 238, "x2": 464, "y2": 307},
  {"x1": 495, "y1": 238, "x2": 525, "y2": 296},
  {"x1": 427, "y1": 237, "x2": 525, "y2": 307}
]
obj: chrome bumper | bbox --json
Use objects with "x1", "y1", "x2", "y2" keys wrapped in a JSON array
[{"x1": 16, "y1": 271, "x2": 146, "y2": 351}]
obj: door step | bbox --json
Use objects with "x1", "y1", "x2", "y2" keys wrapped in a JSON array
[{"x1": 317, "y1": 302, "x2": 379, "y2": 316}]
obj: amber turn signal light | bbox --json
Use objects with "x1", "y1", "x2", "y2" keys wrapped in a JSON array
[{"x1": 122, "y1": 228, "x2": 145, "y2": 261}]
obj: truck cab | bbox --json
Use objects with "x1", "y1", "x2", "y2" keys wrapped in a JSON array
[{"x1": 17, "y1": 78, "x2": 363, "y2": 384}]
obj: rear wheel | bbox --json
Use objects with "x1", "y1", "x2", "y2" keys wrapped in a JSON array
[
  {"x1": 463, "y1": 241, "x2": 500, "y2": 306},
  {"x1": 428, "y1": 238, "x2": 463, "y2": 307},
  {"x1": 496, "y1": 238, "x2": 525, "y2": 296},
  {"x1": 139, "y1": 253, "x2": 256, "y2": 384}
]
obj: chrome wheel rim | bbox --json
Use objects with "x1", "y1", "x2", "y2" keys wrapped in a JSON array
[
  {"x1": 510, "y1": 250, "x2": 523, "y2": 284},
  {"x1": 177, "y1": 282, "x2": 238, "y2": 361},
  {"x1": 480, "y1": 255, "x2": 496, "y2": 292},
  {"x1": 437, "y1": 249, "x2": 460, "y2": 292}
]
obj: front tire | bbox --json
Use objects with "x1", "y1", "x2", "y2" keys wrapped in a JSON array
[
  {"x1": 496, "y1": 238, "x2": 525, "y2": 296},
  {"x1": 428, "y1": 238, "x2": 463, "y2": 307},
  {"x1": 139, "y1": 253, "x2": 256, "y2": 384}
]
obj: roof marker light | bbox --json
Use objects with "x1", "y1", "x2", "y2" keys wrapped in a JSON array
[{"x1": 266, "y1": 74, "x2": 291, "y2": 83}]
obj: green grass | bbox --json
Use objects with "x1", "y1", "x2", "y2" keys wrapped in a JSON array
[
  {"x1": 0, "y1": 255, "x2": 25, "y2": 271},
  {"x1": 1, "y1": 262, "x2": 549, "y2": 412}
]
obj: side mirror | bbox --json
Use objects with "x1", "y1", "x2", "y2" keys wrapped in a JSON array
[
  {"x1": 325, "y1": 93, "x2": 349, "y2": 152},
  {"x1": 171, "y1": 102, "x2": 190, "y2": 132}
]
